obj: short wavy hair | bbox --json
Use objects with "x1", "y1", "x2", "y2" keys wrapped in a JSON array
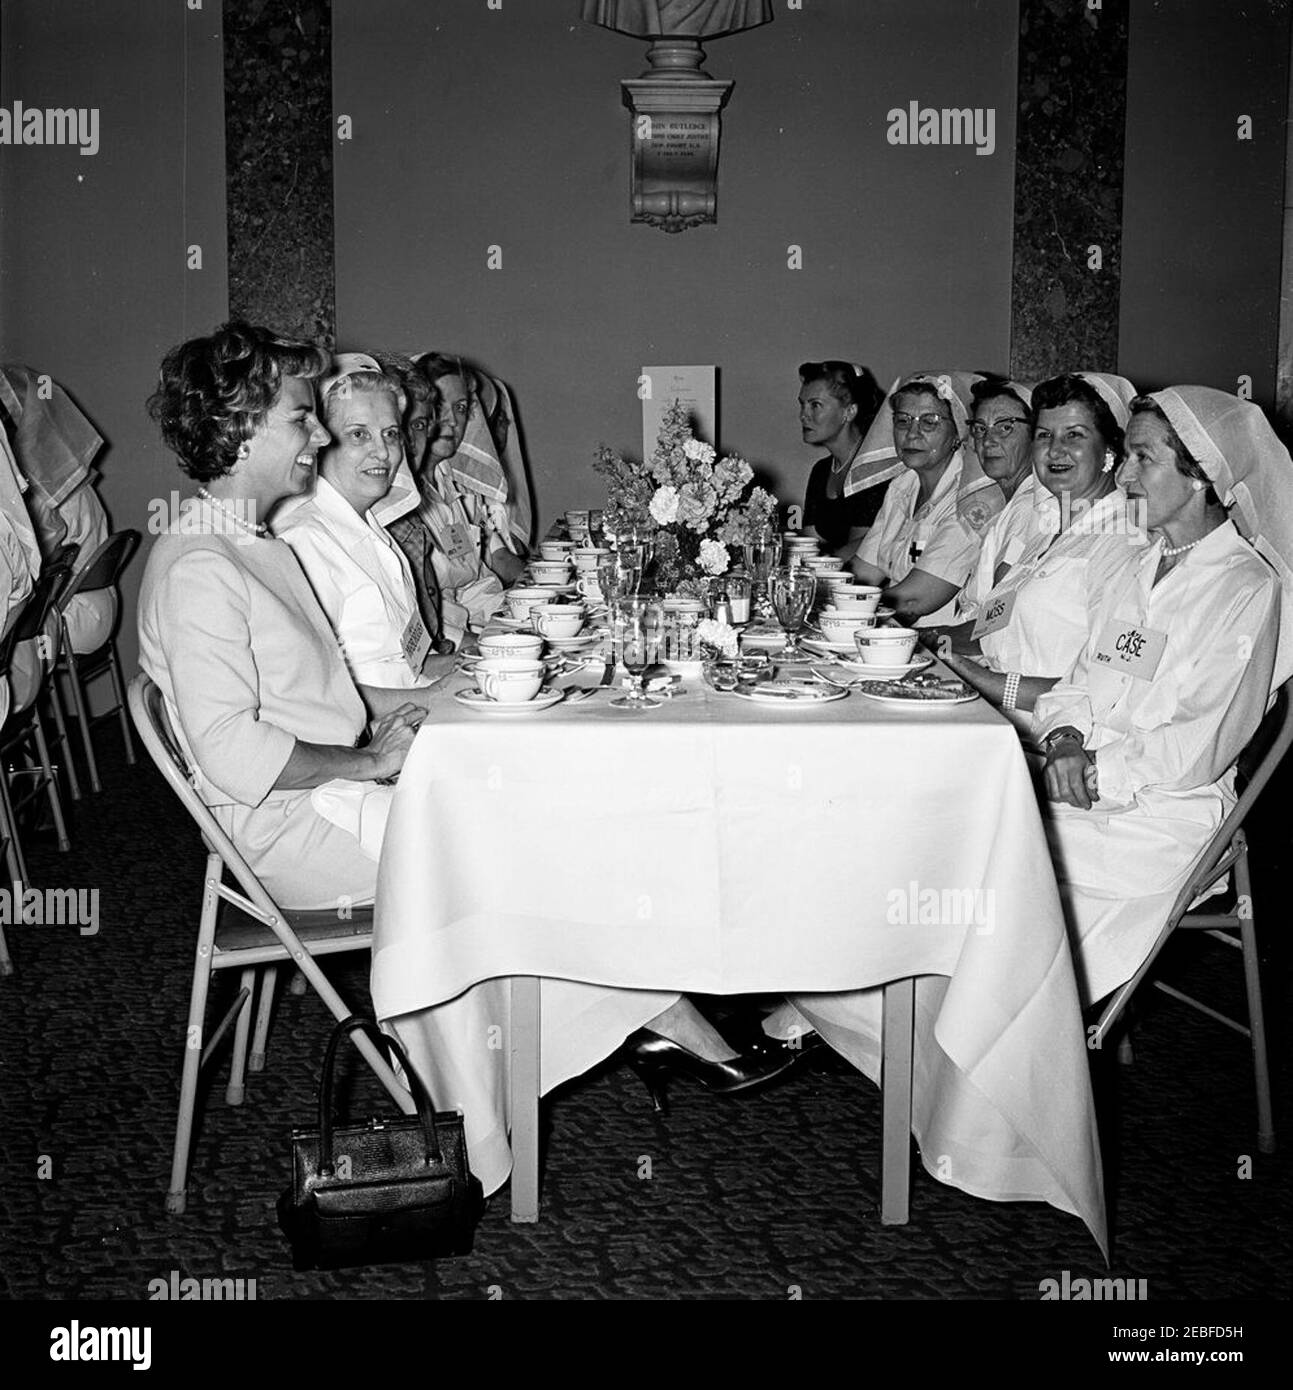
[
  {"x1": 320, "y1": 367, "x2": 407, "y2": 430},
  {"x1": 1127, "y1": 395, "x2": 1220, "y2": 506},
  {"x1": 1031, "y1": 373, "x2": 1124, "y2": 458},
  {"x1": 798, "y1": 361, "x2": 883, "y2": 418},
  {"x1": 146, "y1": 321, "x2": 328, "y2": 482}
]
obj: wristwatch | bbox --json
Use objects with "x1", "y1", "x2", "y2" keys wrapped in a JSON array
[{"x1": 1042, "y1": 726, "x2": 1085, "y2": 754}]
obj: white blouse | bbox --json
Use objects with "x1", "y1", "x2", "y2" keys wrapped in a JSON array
[
  {"x1": 977, "y1": 488, "x2": 1140, "y2": 678},
  {"x1": 856, "y1": 452, "x2": 987, "y2": 626},
  {"x1": 276, "y1": 477, "x2": 433, "y2": 690},
  {"x1": 958, "y1": 471, "x2": 1045, "y2": 621},
  {"x1": 1035, "y1": 520, "x2": 1278, "y2": 809}
]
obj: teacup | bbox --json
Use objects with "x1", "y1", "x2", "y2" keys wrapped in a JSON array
[
  {"x1": 539, "y1": 541, "x2": 574, "y2": 563},
  {"x1": 476, "y1": 658, "x2": 546, "y2": 703},
  {"x1": 819, "y1": 610, "x2": 877, "y2": 645},
  {"x1": 533, "y1": 604, "x2": 586, "y2": 639},
  {"x1": 854, "y1": 627, "x2": 919, "y2": 665},
  {"x1": 816, "y1": 569, "x2": 854, "y2": 588},
  {"x1": 831, "y1": 585, "x2": 883, "y2": 615},
  {"x1": 576, "y1": 574, "x2": 605, "y2": 602},
  {"x1": 529, "y1": 560, "x2": 572, "y2": 586},
  {"x1": 477, "y1": 632, "x2": 544, "y2": 661},
  {"x1": 573, "y1": 546, "x2": 608, "y2": 572},
  {"x1": 506, "y1": 587, "x2": 554, "y2": 622},
  {"x1": 803, "y1": 555, "x2": 845, "y2": 571}
]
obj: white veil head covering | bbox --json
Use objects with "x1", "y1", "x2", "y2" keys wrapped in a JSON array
[
  {"x1": 1148, "y1": 385, "x2": 1293, "y2": 688},
  {"x1": 1072, "y1": 372, "x2": 1138, "y2": 434},
  {"x1": 288, "y1": 351, "x2": 419, "y2": 528},
  {"x1": 844, "y1": 370, "x2": 1004, "y2": 532}
]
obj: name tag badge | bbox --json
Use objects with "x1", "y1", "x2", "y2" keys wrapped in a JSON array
[
  {"x1": 971, "y1": 587, "x2": 1017, "y2": 641},
  {"x1": 1093, "y1": 617, "x2": 1168, "y2": 680},
  {"x1": 444, "y1": 522, "x2": 474, "y2": 562},
  {"x1": 401, "y1": 611, "x2": 431, "y2": 674}
]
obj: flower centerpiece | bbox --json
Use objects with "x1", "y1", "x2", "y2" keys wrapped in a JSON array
[{"x1": 593, "y1": 401, "x2": 779, "y2": 596}]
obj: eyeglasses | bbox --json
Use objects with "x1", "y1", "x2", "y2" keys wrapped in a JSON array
[
  {"x1": 892, "y1": 411, "x2": 952, "y2": 435},
  {"x1": 969, "y1": 418, "x2": 1031, "y2": 442}
]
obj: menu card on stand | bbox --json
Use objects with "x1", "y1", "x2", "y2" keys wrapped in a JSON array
[{"x1": 641, "y1": 365, "x2": 717, "y2": 459}]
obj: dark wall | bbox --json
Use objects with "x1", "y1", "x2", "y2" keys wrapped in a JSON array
[
  {"x1": 0, "y1": 0, "x2": 229, "y2": 679},
  {"x1": 332, "y1": 0, "x2": 1020, "y2": 528},
  {"x1": 1118, "y1": 0, "x2": 1290, "y2": 405}
]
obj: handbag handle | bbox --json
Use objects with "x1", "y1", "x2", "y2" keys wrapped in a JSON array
[{"x1": 317, "y1": 1016, "x2": 444, "y2": 1175}]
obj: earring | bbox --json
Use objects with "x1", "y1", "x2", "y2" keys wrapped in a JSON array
[
  {"x1": 1191, "y1": 480, "x2": 1205, "y2": 492},
  {"x1": 235, "y1": 443, "x2": 251, "y2": 461},
  {"x1": 1102, "y1": 450, "x2": 1116, "y2": 473}
]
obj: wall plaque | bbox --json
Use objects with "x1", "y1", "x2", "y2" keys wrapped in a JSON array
[{"x1": 581, "y1": 1, "x2": 774, "y2": 234}]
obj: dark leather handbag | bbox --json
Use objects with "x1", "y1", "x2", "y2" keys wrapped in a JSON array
[{"x1": 278, "y1": 1015, "x2": 484, "y2": 1270}]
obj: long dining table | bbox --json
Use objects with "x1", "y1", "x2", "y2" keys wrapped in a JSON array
[{"x1": 371, "y1": 643, "x2": 1108, "y2": 1256}]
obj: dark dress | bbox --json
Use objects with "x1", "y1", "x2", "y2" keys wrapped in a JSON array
[{"x1": 802, "y1": 457, "x2": 889, "y2": 551}]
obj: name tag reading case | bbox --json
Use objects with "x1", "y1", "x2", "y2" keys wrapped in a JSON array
[{"x1": 1092, "y1": 616, "x2": 1168, "y2": 681}]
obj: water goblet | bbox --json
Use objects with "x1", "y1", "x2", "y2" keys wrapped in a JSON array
[
  {"x1": 769, "y1": 567, "x2": 817, "y2": 659},
  {"x1": 610, "y1": 596, "x2": 663, "y2": 709}
]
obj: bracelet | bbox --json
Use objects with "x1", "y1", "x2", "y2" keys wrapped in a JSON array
[{"x1": 1002, "y1": 671, "x2": 1021, "y2": 711}]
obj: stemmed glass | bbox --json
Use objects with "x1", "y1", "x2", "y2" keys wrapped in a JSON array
[
  {"x1": 610, "y1": 596, "x2": 664, "y2": 709},
  {"x1": 769, "y1": 566, "x2": 817, "y2": 659},
  {"x1": 597, "y1": 550, "x2": 641, "y2": 608},
  {"x1": 744, "y1": 530, "x2": 782, "y2": 616}
]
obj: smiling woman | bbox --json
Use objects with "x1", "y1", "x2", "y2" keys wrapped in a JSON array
[{"x1": 274, "y1": 354, "x2": 454, "y2": 692}]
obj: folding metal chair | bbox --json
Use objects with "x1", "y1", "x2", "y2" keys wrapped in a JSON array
[
  {"x1": 57, "y1": 529, "x2": 140, "y2": 794},
  {"x1": 1089, "y1": 677, "x2": 1293, "y2": 1155},
  {"x1": 128, "y1": 673, "x2": 417, "y2": 1213}
]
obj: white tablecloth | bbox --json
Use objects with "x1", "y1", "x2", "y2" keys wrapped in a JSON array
[{"x1": 372, "y1": 673, "x2": 1107, "y2": 1253}]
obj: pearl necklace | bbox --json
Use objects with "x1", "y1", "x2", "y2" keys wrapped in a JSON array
[
  {"x1": 196, "y1": 488, "x2": 269, "y2": 539},
  {"x1": 1159, "y1": 536, "x2": 1203, "y2": 558},
  {"x1": 829, "y1": 437, "x2": 864, "y2": 476}
]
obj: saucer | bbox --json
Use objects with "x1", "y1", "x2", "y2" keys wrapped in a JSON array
[
  {"x1": 835, "y1": 655, "x2": 933, "y2": 678},
  {"x1": 454, "y1": 686, "x2": 566, "y2": 714},
  {"x1": 542, "y1": 633, "x2": 599, "y2": 651}
]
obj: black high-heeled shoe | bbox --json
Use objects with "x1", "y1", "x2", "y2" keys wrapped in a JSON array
[{"x1": 620, "y1": 1029, "x2": 803, "y2": 1115}]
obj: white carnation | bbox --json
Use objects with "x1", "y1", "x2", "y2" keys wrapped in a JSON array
[{"x1": 649, "y1": 485, "x2": 680, "y2": 525}]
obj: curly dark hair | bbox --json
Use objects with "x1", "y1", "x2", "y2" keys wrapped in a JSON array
[
  {"x1": 1127, "y1": 395, "x2": 1220, "y2": 506},
  {"x1": 146, "y1": 321, "x2": 329, "y2": 482},
  {"x1": 1031, "y1": 373, "x2": 1125, "y2": 458}
]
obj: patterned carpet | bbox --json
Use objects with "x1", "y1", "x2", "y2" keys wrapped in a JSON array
[{"x1": 1, "y1": 728, "x2": 1289, "y2": 1303}]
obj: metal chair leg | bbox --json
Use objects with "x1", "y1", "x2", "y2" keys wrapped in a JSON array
[
  {"x1": 249, "y1": 965, "x2": 278, "y2": 1072},
  {"x1": 1234, "y1": 847, "x2": 1275, "y2": 1154},
  {"x1": 225, "y1": 967, "x2": 256, "y2": 1106},
  {"x1": 0, "y1": 757, "x2": 29, "y2": 885},
  {"x1": 30, "y1": 705, "x2": 70, "y2": 852},
  {"x1": 64, "y1": 647, "x2": 102, "y2": 794},
  {"x1": 108, "y1": 642, "x2": 136, "y2": 765},
  {"x1": 167, "y1": 861, "x2": 221, "y2": 1215},
  {"x1": 47, "y1": 671, "x2": 82, "y2": 801}
]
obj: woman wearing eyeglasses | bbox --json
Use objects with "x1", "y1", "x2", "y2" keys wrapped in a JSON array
[
  {"x1": 931, "y1": 373, "x2": 1139, "y2": 732},
  {"x1": 796, "y1": 361, "x2": 886, "y2": 560},
  {"x1": 846, "y1": 371, "x2": 1003, "y2": 626}
]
